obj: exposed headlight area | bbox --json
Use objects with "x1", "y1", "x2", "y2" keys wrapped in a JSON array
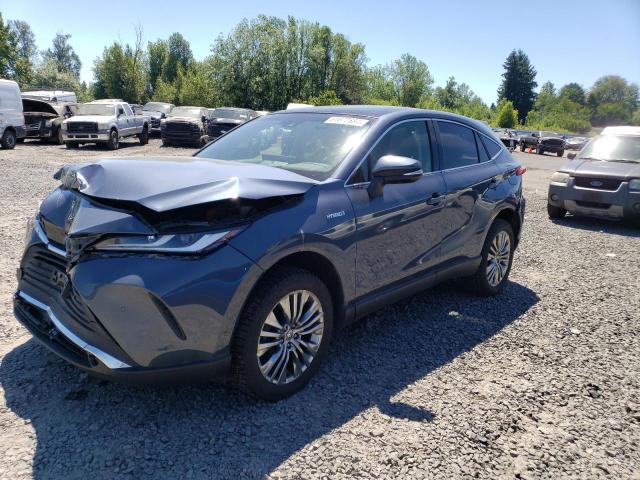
[
  {"x1": 629, "y1": 179, "x2": 640, "y2": 191},
  {"x1": 550, "y1": 172, "x2": 571, "y2": 184},
  {"x1": 91, "y1": 228, "x2": 245, "y2": 254}
]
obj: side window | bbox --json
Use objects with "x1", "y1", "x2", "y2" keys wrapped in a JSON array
[
  {"x1": 369, "y1": 121, "x2": 432, "y2": 173},
  {"x1": 123, "y1": 104, "x2": 133, "y2": 116},
  {"x1": 481, "y1": 134, "x2": 502, "y2": 158},
  {"x1": 475, "y1": 132, "x2": 490, "y2": 163},
  {"x1": 437, "y1": 121, "x2": 479, "y2": 169}
]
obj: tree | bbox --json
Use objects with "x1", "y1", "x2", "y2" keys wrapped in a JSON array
[
  {"x1": 0, "y1": 14, "x2": 11, "y2": 78},
  {"x1": 147, "y1": 39, "x2": 168, "y2": 92},
  {"x1": 494, "y1": 100, "x2": 519, "y2": 128},
  {"x1": 391, "y1": 53, "x2": 433, "y2": 107},
  {"x1": 307, "y1": 90, "x2": 342, "y2": 106},
  {"x1": 559, "y1": 82, "x2": 586, "y2": 105},
  {"x1": 587, "y1": 75, "x2": 639, "y2": 126},
  {"x1": 497, "y1": 49, "x2": 537, "y2": 123},
  {"x1": 8, "y1": 20, "x2": 37, "y2": 84},
  {"x1": 162, "y1": 33, "x2": 193, "y2": 83},
  {"x1": 30, "y1": 59, "x2": 92, "y2": 101},
  {"x1": 42, "y1": 33, "x2": 82, "y2": 79}
]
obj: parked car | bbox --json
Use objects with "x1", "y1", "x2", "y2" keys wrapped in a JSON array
[
  {"x1": 207, "y1": 107, "x2": 257, "y2": 140},
  {"x1": 142, "y1": 101, "x2": 174, "y2": 133},
  {"x1": 22, "y1": 97, "x2": 76, "y2": 144},
  {"x1": 547, "y1": 126, "x2": 640, "y2": 222},
  {"x1": 14, "y1": 106, "x2": 526, "y2": 400},
  {"x1": 0, "y1": 79, "x2": 26, "y2": 149},
  {"x1": 161, "y1": 106, "x2": 210, "y2": 147},
  {"x1": 491, "y1": 128, "x2": 518, "y2": 150},
  {"x1": 22, "y1": 90, "x2": 77, "y2": 103},
  {"x1": 62, "y1": 101, "x2": 150, "y2": 150},
  {"x1": 565, "y1": 136, "x2": 589, "y2": 150},
  {"x1": 519, "y1": 130, "x2": 566, "y2": 156}
]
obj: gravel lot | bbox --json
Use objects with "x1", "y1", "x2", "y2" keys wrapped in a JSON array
[{"x1": 0, "y1": 139, "x2": 638, "y2": 479}]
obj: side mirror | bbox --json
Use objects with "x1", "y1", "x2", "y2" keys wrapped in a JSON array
[
  {"x1": 118, "y1": 108, "x2": 125, "y2": 116},
  {"x1": 201, "y1": 115, "x2": 207, "y2": 123},
  {"x1": 368, "y1": 155, "x2": 423, "y2": 198},
  {"x1": 567, "y1": 152, "x2": 576, "y2": 160}
]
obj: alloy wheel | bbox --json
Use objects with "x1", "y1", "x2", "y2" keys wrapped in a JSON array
[
  {"x1": 256, "y1": 290, "x2": 324, "y2": 385},
  {"x1": 486, "y1": 230, "x2": 511, "y2": 287}
]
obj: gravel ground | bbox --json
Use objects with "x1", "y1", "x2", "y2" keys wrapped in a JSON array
[{"x1": 0, "y1": 140, "x2": 638, "y2": 479}]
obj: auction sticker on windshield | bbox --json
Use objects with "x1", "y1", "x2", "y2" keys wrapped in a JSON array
[{"x1": 324, "y1": 116, "x2": 369, "y2": 127}]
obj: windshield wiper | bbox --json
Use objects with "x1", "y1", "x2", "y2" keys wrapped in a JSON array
[
  {"x1": 604, "y1": 159, "x2": 639, "y2": 164},
  {"x1": 577, "y1": 156, "x2": 605, "y2": 161}
]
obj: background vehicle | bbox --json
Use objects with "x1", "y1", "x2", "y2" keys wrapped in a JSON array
[
  {"x1": 548, "y1": 126, "x2": 640, "y2": 222},
  {"x1": 14, "y1": 106, "x2": 525, "y2": 401},
  {"x1": 520, "y1": 130, "x2": 566, "y2": 156},
  {"x1": 161, "y1": 106, "x2": 210, "y2": 147},
  {"x1": 142, "y1": 101, "x2": 174, "y2": 133},
  {"x1": 62, "y1": 101, "x2": 150, "y2": 150},
  {"x1": 0, "y1": 79, "x2": 26, "y2": 149},
  {"x1": 565, "y1": 135, "x2": 589, "y2": 150},
  {"x1": 207, "y1": 107, "x2": 257, "y2": 140},
  {"x1": 21, "y1": 90, "x2": 77, "y2": 103},
  {"x1": 492, "y1": 127, "x2": 518, "y2": 150},
  {"x1": 22, "y1": 97, "x2": 76, "y2": 144}
]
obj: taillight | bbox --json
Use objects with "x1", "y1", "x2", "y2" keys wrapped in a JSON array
[{"x1": 515, "y1": 166, "x2": 527, "y2": 176}]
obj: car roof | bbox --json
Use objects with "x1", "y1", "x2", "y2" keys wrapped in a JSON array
[{"x1": 601, "y1": 126, "x2": 640, "y2": 136}]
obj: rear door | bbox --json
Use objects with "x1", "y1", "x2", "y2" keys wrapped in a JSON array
[
  {"x1": 434, "y1": 120, "x2": 503, "y2": 264},
  {"x1": 346, "y1": 119, "x2": 448, "y2": 298},
  {"x1": 122, "y1": 103, "x2": 135, "y2": 135}
]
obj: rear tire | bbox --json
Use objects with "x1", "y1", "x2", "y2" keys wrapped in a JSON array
[
  {"x1": 65, "y1": 142, "x2": 79, "y2": 149},
  {"x1": 106, "y1": 129, "x2": 119, "y2": 150},
  {"x1": 138, "y1": 126, "x2": 149, "y2": 145},
  {"x1": 547, "y1": 203, "x2": 567, "y2": 219},
  {"x1": 1, "y1": 129, "x2": 17, "y2": 149},
  {"x1": 231, "y1": 267, "x2": 334, "y2": 401},
  {"x1": 557, "y1": 150, "x2": 564, "y2": 157},
  {"x1": 55, "y1": 127, "x2": 64, "y2": 145},
  {"x1": 537, "y1": 147, "x2": 544, "y2": 155},
  {"x1": 161, "y1": 138, "x2": 170, "y2": 147},
  {"x1": 464, "y1": 219, "x2": 514, "y2": 296},
  {"x1": 520, "y1": 142, "x2": 526, "y2": 152}
]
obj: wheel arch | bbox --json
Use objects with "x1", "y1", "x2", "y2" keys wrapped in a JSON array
[{"x1": 494, "y1": 206, "x2": 521, "y2": 247}]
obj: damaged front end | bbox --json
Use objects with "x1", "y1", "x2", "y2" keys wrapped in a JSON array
[{"x1": 15, "y1": 156, "x2": 316, "y2": 378}]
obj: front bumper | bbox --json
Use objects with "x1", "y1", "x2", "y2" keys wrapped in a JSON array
[
  {"x1": 539, "y1": 143, "x2": 564, "y2": 153},
  {"x1": 14, "y1": 227, "x2": 260, "y2": 382},
  {"x1": 548, "y1": 178, "x2": 640, "y2": 220},
  {"x1": 63, "y1": 131, "x2": 110, "y2": 142}
]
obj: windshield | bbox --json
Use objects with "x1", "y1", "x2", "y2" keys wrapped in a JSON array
[
  {"x1": 76, "y1": 104, "x2": 115, "y2": 116},
  {"x1": 169, "y1": 107, "x2": 202, "y2": 118},
  {"x1": 579, "y1": 135, "x2": 640, "y2": 163},
  {"x1": 540, "y1": 131, "x2": 560, "y2": 137},
  {"x1": 143, "y1": 102, "x2": 172, "y2": 114},
  {"x1": 196, "y1": 113, "x2": 373, "y2": 181},
  {"x1": 211, "y1": 108, "x2": 250, "y2": 120}
]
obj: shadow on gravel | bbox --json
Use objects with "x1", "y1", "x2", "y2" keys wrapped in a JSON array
[
  {"x1": 1, "y1": 280, "x2": 538, "y2": 479},
  {"x1": 551, "y1": 215, "x2": 640, "y2": 238}
]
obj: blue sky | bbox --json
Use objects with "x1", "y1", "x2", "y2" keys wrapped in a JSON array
[{"x1": 2, "y1": 0, "x2": 639, "y2": 104}]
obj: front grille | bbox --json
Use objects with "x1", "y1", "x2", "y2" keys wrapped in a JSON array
[
  {"x1": 208, "y1": 122, "x2": 236, "y2": 138},
  {"x1": 541, "y1": 139, "x2": 564, "y2": 147},
  {"x1": 151, "y1": 118, "x2": 161, "y2": 128},
  {"x1": 163, "y1": 121, "x2": 201, "y2": 143},
  {"x1": 574, "y1": 177, "x2": 622, "y2": 191},
  {"x1": 576, "y1": 200, "x2": 611, "y2": 209},
  {"x1": 67, "y1": 122, "x2": 98, "y2": 134},
  {"x1": 20, "y1": 245, "x2": 98, "y2": 333}
]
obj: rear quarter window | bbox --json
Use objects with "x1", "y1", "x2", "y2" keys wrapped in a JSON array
[{"x1": 481, "y1": 135, "x2": 503, "y2": 158}]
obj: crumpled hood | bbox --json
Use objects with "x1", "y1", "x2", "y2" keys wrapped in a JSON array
[
  {"x1": 560, "y1": 158, "x2": 640, "y2": 180},
  {"x1": 55, "y1": 156, "x2": 318, "y2": 212},
  {"x1": 165, "y1": 116, "x2": 200, "y2": 124}
]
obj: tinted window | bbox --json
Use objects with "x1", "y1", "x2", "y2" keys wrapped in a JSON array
[
  {"x1": 481, "y1": 134, "x2": 502, "y2": 158},
  {"x1": 437, "y1": 121, "x2": 478, "y2": 169},
  {"x1": 369, "y1": 121, "x2": 432, "y2": 173},
  {"x1": 475, "y1": 133, "x2": 490, "y2": 162}
]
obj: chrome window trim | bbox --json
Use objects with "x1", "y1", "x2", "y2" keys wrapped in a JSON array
[
  {"x1": 345, "y1": 117, "x2": 503, "y2": 187},
  {"x1": 17, "y1": 290, "x2": 132, "y2": 370}
]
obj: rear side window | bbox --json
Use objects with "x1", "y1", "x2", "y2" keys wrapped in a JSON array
[
  {"x1": 437, "y1": 121, "x2": 478, "y2": 169},
  {"x1": 369, "y1": 121, "x2": 432, "y2": 173},
  {"x1": 481, "y1": 134, "x2": 503, "y2": 158},
  {"x1": 475, "y1": 132, "x2": 490, "y2": 163}
]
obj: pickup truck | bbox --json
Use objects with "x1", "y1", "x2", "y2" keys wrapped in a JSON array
[
  {"x1": 62, "y1": 100, "x2": 150, "y2": 150},
  {"x1": 519, "y1": 130, "x2": 566, "y2": 157}
]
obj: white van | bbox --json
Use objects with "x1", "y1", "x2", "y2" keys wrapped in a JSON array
[{"x1": 0, "y1": 79, "x2": 26, "y2": 149}]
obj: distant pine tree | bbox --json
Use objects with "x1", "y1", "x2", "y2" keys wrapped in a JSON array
[{"x1": 497, "y1": 50, "x2": 537, "y2": 124}]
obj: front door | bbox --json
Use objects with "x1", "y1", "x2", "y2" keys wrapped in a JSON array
[{"x1": 346, "y1": 120, "x2": 448, "y2": 298}]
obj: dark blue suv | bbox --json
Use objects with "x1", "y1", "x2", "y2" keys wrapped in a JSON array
[{"x1": 15, "y1": 106, "x2": 526, "y2": 400}]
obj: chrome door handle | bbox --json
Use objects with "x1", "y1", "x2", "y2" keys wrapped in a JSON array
[{"x1": 426, "y1": 194, "x2": 445, "y2": 206}]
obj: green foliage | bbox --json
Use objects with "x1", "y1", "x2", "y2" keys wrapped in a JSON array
[
  {"x1": 42, "y1": 33, "x2": 82, "y2": 79},
  {"x1": 525, "y1": 92, "x2": 591, "y2": 133},
  {"x1": 559, "y1": 82, "x2": 585, "y2": 105},
  {"x1": 162, "y1": 33, "x2": 193, "y2": 84},
  {"x1": 632, "y1": 108, "x2": 640, "y2": 126},
  {"x1": 364, "y1": 54, "x2": 433, "y2": 107},
  {"x1": 147, "y1": 39, "x2": 168, "y2": 92},
  {"x1": 177, "y1": 62, "x2": 218, "y2": 107},
  {"x1": 29, "y1": 59, "x2": 92, "y2": 101},
  {"x1": 587, "y1": 75, "x2": 639, "y2": 126},
  {"x1": 307, "y1": 90, "x2": 342, "y2": 106},
  {"x1": 494, "y1": 100, "x2": 519, "y2": 128},
  {"x1": 0, "y1": 15, "x2": 37, "y2": 85},
  {"x1": 497, "y1": 49, "x2": 537, "y2": 123},
  {"x1": 151, "y1": 78, "x2": 178, "y2": 104}
]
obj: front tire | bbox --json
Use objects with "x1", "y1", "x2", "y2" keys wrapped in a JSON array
[
  {"x1": 54, "y1": 127, "x2": 64, "y2": 145},
  {"x1": 231, "y1": 267, "x2": 334, "y2": 401},
  {"x1": 547, "y1": 203, "x2": 567, "y2": 219},
  {"x1": 138, "y1": 126, "x2": 149, "y2": 145},
  {"x1": 557, "y1": 150, "x2": 564, "y2": 157},
  {"x1": 106, "y1": 129, "x2": 119, "y2": 150},
  {"x1": 537, "y1": 147, "x2": 544, "y2": 155},
  {"x1": 464, "y1": 219, "x2": 514, "y2": 296},
  {"x1": 1, "y1": 129, "x2": 17, "y2": 149},
  {"x1": 520, "y1": 142, "x2": 527, "y2": 152}
]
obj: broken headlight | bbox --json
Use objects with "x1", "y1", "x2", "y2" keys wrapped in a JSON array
[{"x1": 92, "y1": 228, "x2": 243, "y2": 254}]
